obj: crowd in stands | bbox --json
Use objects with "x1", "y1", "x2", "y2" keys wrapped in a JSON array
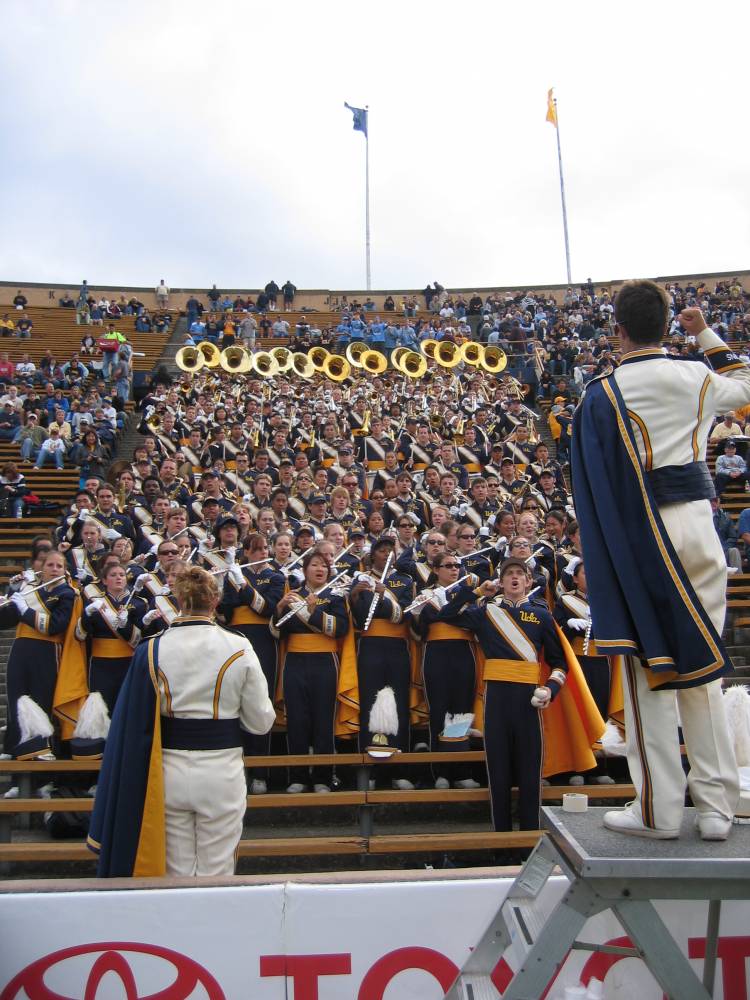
[{"x1": 0, "y1": 275, "x2": 749, "y2": 812}]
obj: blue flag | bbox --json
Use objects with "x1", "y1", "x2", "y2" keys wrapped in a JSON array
[{"x1": 344, "y1": 102, "x2": 368, "y2": 138}]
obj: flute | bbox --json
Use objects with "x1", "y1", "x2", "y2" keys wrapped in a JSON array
[
  {"x1": 275, "y1": 570, "x2": 350, "y2": 628},
  {"x1": 457, "y1": 544, "x2": 496, "y2": 562},
  {"x1": 361, "y1": 552, "x2": 394, "y2": 632},
  {"x1": 403, "y1": 574, "x2": 471, "y2": 615},
  {"x1": 0, "y1": 575, "x2": 67, "y2": 607}
]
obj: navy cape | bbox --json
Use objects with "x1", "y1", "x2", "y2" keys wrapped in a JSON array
[{"x1": 571, "y1": 373, "x2": 731, "y2": 689}]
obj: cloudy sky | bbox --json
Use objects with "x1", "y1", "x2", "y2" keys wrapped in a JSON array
[{"x1": 1, "y1": 0, "x2": 747, "y2": 293}]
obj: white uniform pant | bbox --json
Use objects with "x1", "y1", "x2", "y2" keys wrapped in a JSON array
[
  {"x1": 162, "y1": 747, "x2": 246, "y2": 876},
  {"x1": 623, "y1": 658, "x2": 739, "y2": 830}
]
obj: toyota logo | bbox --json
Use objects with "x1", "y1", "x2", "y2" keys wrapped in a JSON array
[{"x1": 0, "y1": 942, "x2": 226, "y2": 1000}]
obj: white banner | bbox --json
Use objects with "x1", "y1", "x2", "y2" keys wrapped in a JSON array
[{"x1": 1, "y1": 876, "x2": 749, "y2": 999}]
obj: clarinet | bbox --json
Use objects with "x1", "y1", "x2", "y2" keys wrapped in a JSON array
[{"x1": 361, "y1": 552, "x2": 394, "y2": 632}]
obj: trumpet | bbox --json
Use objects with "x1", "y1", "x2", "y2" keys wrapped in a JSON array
[{"x1": 0, "y1": 575, "x2": 67, "y2": 608}]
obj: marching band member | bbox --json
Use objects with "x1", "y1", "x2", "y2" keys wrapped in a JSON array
[
  {"x1": 349, "y1": 537, "x2": 415, "y2": 785},
  {"x1": 76, "y1": 561, "x2": 147, "y2": 715},
  {"x1": 439, "y1": 558, "x2": 603, "y2": 834},
  {"x1": 411, "y1": 549, "x2": 479, "y2": 790},
  {"x1": 66, "y1": 520, "x2": 107, "y2": 585},
  {"x1": 271, "y1": 549, "x2": 353, "y2": 793},
  {"x1": 0, "y1": 550, "x2": 83, "y2": 759},
  {"x1": 221, "y1": 532, "x2": 284, "y2": 794},
  {"x1": 89, "y1": 564, "x2": 276, "y2": 877}
]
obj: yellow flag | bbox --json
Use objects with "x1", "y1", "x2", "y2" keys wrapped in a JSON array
[{"x1": 546, "y1": 88, "x2": 557, "y2": 128}]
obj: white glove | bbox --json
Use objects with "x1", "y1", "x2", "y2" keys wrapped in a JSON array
[
  {"x1": 198, "y1": 538, "x2": 212, "y2": 553},
  {"x1": 76, "y1": 568, "x2": 88, "y2": 582},
  {"x1": 527, "y1": 557, "x2": 537, "y2": 569},
  {"x1": 149, "y1": 543, "x2": 160, "y2": 556},
  {"x1": 228, "y1": 565, "x2": 245, "y2": 586},
  {"x1": 77, "y1": 509, "x2": 88, "y2": 522},
  {"x1": 115, "y1": 609, "x2": 128, "y2": 628},
  {"x1": 132, "y1": 574, "x2": 147, "y2": 592},
  {"x1": 86, "y1": 598, "x2": 105, "y2": 616},
  {"x1": 22, "y1": 568, "x2": 36, "y2": 583},
  {"x1": 432, "y1": 586, "x2": 448, "y2": 608},
  {"x1": 225, "y1": 546, "x2": 237, "y2": 565},
  {"x1": 142, "y1": 608, "x2": 162, "y2": 626},
  {"x1": 478, "y1": 525, "x2": 490, "y2": 538},
  {"x1": 492, "y1": 535, "x2": 508, "y2": 551},
  {"x1": 406, "y1": 511, "x2": 421, "y2": 526},
  {"x1": 531, "y1": 686, "x2": 551, "y2": 709},
  {"x1": 567, "y1": 617, "x2": 588, "y2": 632},
  {"x1": 458, "y1": 503, "x2": 468, "y2": 517},
  {"x1": 242, "y1": 493, "x2": 252, "y2": 503},
  {"x1": 159, "y1": 586, "x2": 171, "y2": 596},
  {"x1": 103, "y1": 527, "x2": 121, "y2": 542},
  {"x1": 487, "y1": 513, "x2": 497, "y2": 528},
  {"x1": 449, "y1": 506, "x2": 459, "y2": 517},
  {"x1": 11, "y1": 593, "x2": 28, "y2": 614}
]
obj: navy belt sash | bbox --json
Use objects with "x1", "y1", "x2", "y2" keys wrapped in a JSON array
[
  {"x1": 161, "y1": 716, "x2": 242, "y2": 750},
  {"x1": 646, "y1": 461, "x2": 715, "y2": 505}
]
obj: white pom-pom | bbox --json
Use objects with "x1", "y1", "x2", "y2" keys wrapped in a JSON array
[
  {"x1": 73, "y1": 692, "x2": 111, "y2": 741},
  {"x1": 600, "y1": 720, "x2": 628, "y2": 757},
  {"x1": 368, "y1": 687, "x2": 399, "y2": 737},
  {"x1": 17, "y1": 696, "x2": 54, "y2": 742},
  {"x1": 723, "y1": 685, "x2": 750, "y2": 766}
]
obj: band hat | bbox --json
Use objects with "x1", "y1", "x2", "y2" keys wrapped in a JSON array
[
  {"x1": 214, "y1": 514, "x2": 240, "y2": 532},
  {"x1": 498, "y1": 557, "x2": 532, "y2": 578}
]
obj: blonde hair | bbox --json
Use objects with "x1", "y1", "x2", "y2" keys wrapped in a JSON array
[{"x1": 172, "y1": 565, "x2": 220, "y2": 615}]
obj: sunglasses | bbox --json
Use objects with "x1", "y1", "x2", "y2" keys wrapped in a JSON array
[
  {"x1": 426, "y1": 539, "x2": 445, "y2": 545},
  {"x1": 459, "y1": 534, "x2": 476, "y2": 540},
  {"x1": 441, "y1": 562, "x2": 460, "y2": 569},
  {"x1": 160, "y1": 549, "x2": 179, "y2": 555}
]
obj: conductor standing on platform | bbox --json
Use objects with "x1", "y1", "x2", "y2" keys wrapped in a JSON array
[{"x1": 572, "y1": 280, "x2": 750, "y2": 841}]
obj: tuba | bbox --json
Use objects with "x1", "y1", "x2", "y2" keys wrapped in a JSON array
[
  {"x1": 308, "y1": 346, "x2": 330, "y2": 372},
  {"x1": 361, "y1": 350, "x2": 388, "y2": 375},
  {"x1": 251, "y1": 351, "x2": 280, "y2": 377},
  {"x1": 270, "y1": 346, "x2": 294, "y2": 373},
  {"x1": 323, "y1": 354, "x2": 352, "y2": 381},
  {"x1": 390, "y1": 347, "x2": 410, "y2": 371},
  {"x1": 398, "y1": 350, "x2": 428, "y2": 379},
  {"x1": 196, "y1": 341, "x2": 221, "y2": 368},
  {"x1": 434, "y1": 341, "x2": 462, "y2": 368},
  {"x1": 175, "y1": 345, "x2": 206, "y2": 373},
  {"x1": 482, "y1": 346, "x2": 508, "y2": 374},
  {"x1": 220, "y1": 345, "x2": 252, "y2": 373},
  {"x1": 460, "y1": 341, "x2": 484, "y2": 367},
  {"x1": 346, "y1": 341, "x2": 369, "y2": 368},
  {"x1": 291, "y1": 352, "x2": 315, "y2": 378},
  {"x1": 420, "y1": 338, "x2": 439, "y2": 361}
]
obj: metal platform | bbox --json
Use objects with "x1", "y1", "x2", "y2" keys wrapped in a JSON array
[{"x1": 445, "y1": 807, "x2": 750, "y2": 1000}]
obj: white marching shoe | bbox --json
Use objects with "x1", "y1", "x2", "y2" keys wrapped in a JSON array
[
  {"x1": 313, "y1": 783, "x2": 331, "y2": 794},
  {"x1": 695, "y1": 811, "x2": 732, "y2": 841},
  {"x1": 286, "y1": 783, "x2": 307, "y2": 794},
  {"x1": 434, "y1": 777, "x2": 450, "y2": 790},
  {"x1": 250, "y1": 779, "x2": 267, "y2": 795},
  {"x1": 453, "y1": 778, "x2": 481, "y2": 789},
  {"x1": 392, "y1": 778, "x2": 415, "y2": 791},
  {"x1": 603, "y1": 803, "x2": 679, "y2": 839}
]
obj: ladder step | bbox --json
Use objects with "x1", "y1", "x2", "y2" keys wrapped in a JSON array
[{"x1": 454, "y1": 974, "x2": 499, "y2": 1000}]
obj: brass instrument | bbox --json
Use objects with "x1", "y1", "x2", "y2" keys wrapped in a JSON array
[
  {"x1": 196, "y1": 341, "x2": 221, "y2": 368},
  {"x1": 397, "y1": 350, "x2": 428, "y2": 379},
  {"x1": 346, "y1": 341, "x2": 369, "y2": 368},
  {"x1": 251, "y1": 351, "x2": 280, "y2": 377},
  {"x1": 420, "y1": 339, "x2": 439, "y2": 360},
  {"x1": 322, "y1": 354, "x2": 352, "y2": 382},
  {"x1": 459, "y1": 341, "x2": 484, "y2": 367},
  {"x1": 270, "y1": 346, "x2": 294, "y2": 373},
  {"x1": 497, "y1": 373, "x2": 525, "y2": 399},
  {"x1": 220, "y1": 345, "x2": 253, "y2": 374},
  {"x1": 309, "y1": 346, "x2": 330, "y2": 372},
  {"x1": 481, "y1": 345, "x2": 507, "y2": 374},
  {"x1": 360, "y1": 350, "x2": 388, "y2": 375},
  {"x1": 291, "y1": 352, "x2": 315, "y2": 379},
  {"x1": 175, "y1": 345, "x2": 206, "y2": 373},
  {"x1": 434, "y1": 341, "x2": 462, "y2": 368},
  {"x1": 390, "y1": 347, "x2": 410, "y2": 370}
]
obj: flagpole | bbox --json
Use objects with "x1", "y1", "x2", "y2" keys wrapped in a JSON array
[
  {"x1": 365, "y1": 106, "x2": 371, "y2": 291},
  {"x1": 553, "y1": 97, "x2": 572, "y2": 284}
]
